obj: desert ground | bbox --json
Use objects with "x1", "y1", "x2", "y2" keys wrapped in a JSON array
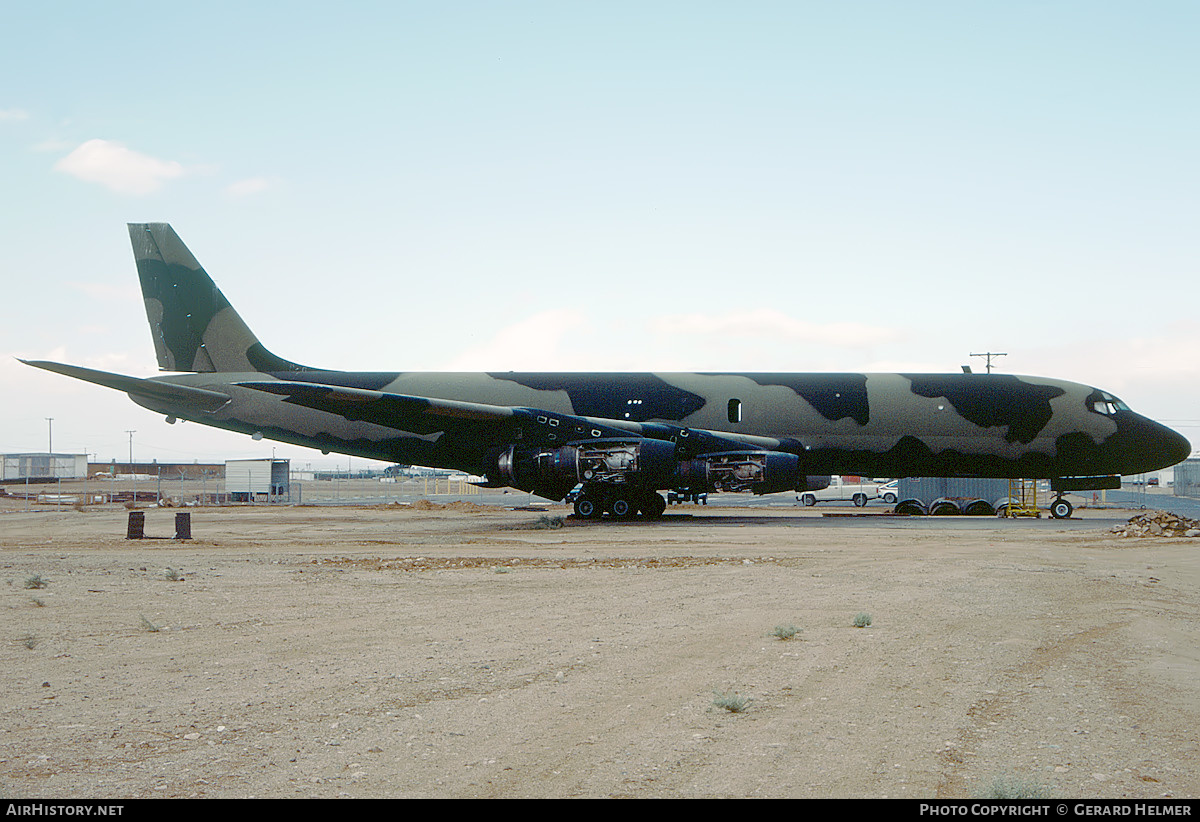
[{"x1": 1, "y1": 494, "x2": 1198, "y2": 799}]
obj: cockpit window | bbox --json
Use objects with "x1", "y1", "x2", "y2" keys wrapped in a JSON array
[{"x1": 1089, "y1": 392, "x2": 1130, "y2": 416}]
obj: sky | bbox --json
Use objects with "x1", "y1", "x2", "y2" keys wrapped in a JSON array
[{"x1": 2, "y1": 1, "x2": 1198, "y2": 469}]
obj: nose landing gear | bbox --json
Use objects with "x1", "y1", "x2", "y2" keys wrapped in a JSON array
[{"x1": 1050, "y1": 494, "x2": 1073, "y2": 519}]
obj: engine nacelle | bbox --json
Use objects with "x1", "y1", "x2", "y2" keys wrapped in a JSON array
[
  {"x1": 676, "y1": 451, "x2": 802, "y2": 495},
  {"x1": 486, "y1": 439, "x2": 677, "y2": 499}
]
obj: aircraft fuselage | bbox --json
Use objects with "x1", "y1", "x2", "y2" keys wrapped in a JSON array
[{"x1": 140, "y1": 368, "x2": 1187, "y2": 484}]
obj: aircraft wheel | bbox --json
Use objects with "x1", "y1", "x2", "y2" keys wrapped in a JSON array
[
  {"x1": 641, "y1": 492, "x2": 666, "y2": 519},
  {"x1": 574, "y1": 496, "x2": 603, "y2": 519},
  {"x1": 800, "y1": 494, "x2": 817, "y2": 507},
  {"x1": 1050, "y1": 498, "x2": 1073, "y2": 519},
  {"x1": 852, "y1": 493, "x2": 868, "y2": 507},
  {"x1": 608, "y1": 496, "x2": 636, "y2": 519}
]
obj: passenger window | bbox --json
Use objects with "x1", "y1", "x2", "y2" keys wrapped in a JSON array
[{"x1": 728, "y1": 398, "x2": 742, "y2": 424}]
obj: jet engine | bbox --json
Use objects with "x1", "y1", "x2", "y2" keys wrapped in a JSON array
[
  {"x1": 675, "y1": 451, "x2": 803, "y2": 495},
  {"x1": 486, "y1": 439, "x2": 678, "y2": 499}
]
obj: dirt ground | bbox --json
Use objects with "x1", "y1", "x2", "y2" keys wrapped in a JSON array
[{"x1": 1, "y1": 499, "x2": 1198, "y2": 798}]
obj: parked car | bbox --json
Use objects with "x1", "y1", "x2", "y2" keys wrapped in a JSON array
[
  {"x1": 797, "y1": 476, "x2": 882, "y2": 507},
  {"x1": 878, "y1": 480, "x2": 898, "y2": 504}
]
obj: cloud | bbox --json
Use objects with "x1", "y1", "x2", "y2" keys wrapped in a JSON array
[
  {"x1": 0, "y1": 108, "x2": 29, "y2": 122},
  {"x1": 653, "y1": 309, "x2": 899, "y2": 348},
  {"x1": 433, "y1": 305, "x2": 906, "y2": 373},
  {"x1": 54, "y1": 139, "x2": 186, "y2": 195},
  {"x1": 71, "y1": 282, "x2": 141, "y2": 302},
  {"x1": 442, "y1": 309, "x2": 588, "y2": 370},
  {"x1": 1021, "y1": 321, "x2": 1200, "y2": 423},
  {"x1": 32, "y1": 138, "x2": 75, "y2": 153},
  {"x1": 225, "y1": 177, "x2": 273, "y2": 198}
]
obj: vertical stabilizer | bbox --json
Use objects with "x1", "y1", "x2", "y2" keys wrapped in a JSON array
[{"x1": 130, "y1": 223, "x2": 309, "y2": 372}]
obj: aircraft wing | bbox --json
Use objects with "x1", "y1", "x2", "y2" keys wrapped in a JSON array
[
  {"x1": 236, "y1": 380, "x2": 639, "y2": 442},
  {"x1": 236, "y1": 380, "x2": 782, "y2": 453}
]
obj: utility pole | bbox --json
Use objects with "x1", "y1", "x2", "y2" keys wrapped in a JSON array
[
  {"x1": 970, "y1": 352, "x2": 1007, "y2": 374},
  {"x1": 46, "y1": 418, "x2": 53, "y2": 454},
  {"x1": 125, "y1": 430, "x2": 136, "y2": 503}
]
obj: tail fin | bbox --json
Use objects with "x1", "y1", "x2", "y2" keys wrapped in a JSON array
[{"x1": 130, "y1": 223, "x2": 311, "y2": 373}]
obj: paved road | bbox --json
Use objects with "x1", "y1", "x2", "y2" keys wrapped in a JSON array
[{"x1": 1099, "y1": 488, "x2": 1200, "y2": 518}]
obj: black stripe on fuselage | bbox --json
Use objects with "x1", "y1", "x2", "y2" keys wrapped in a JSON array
[
  {"x1": 902, "y1": 374, "x2": 1064, "y2": 444},
  {"x1": 486, "y1": 373, "x2": 707, "y2": 422}
]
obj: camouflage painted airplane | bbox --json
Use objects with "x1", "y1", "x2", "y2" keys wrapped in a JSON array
[{"x1": 23, "y1": 224, "x2": 1191, "y2": 520}]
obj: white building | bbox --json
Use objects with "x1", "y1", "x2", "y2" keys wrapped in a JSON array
[
  {"x1": 1, "y1": 453, "x2": 87, "y2": 481},
  {"x1": 225, "y1": 458, "x2": 290, "y2": 501}
]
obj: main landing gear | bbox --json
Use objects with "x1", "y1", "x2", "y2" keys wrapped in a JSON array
[{"x1": 572, "y1": 487, "x2": 667, "y2": 520}]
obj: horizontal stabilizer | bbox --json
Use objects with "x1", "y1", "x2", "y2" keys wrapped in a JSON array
[{"x1": 20, "y1": 360, "x2": 231, "y2": 412}]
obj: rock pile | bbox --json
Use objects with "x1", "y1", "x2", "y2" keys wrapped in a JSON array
[{"x1": 1111, "y1": 510, "x2": 1200, "y2": 538}]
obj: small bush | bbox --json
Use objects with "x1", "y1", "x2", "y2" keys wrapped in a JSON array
[
  {"x1": 852, "y1": 612, "x2": 873, "y2": 628},
  {"x1": 164, "y1": 568, "x2": 182, "y2": 582},
  {"x1": 139, "y1": 614, "x2": 162, "y2": 633},
  {"x1": 20, "y1": 636, "x2": 38, "y2": 650},
  {"x1": 712, "y1": 690, "x2": 750, "y2": 713},
  {"x1": 24, "y1": 574, "x2": 48, "y2": 590},
  {"x1": 531, "y1": 515, "x2": 565, "y2": 530},
  {"x1": 772, "y1": 624, "x2": 799, "y2": 640}
]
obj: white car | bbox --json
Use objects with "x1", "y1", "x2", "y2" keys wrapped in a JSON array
[{"x1": 878, "y1": 480, "x2": 898, "y2": 504}]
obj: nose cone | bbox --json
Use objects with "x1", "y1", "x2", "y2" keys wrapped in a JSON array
[
  {"x1": 1163, "y1": 424, "x2": 1193, "y2": 467},
  {"x1": 1115, "y1": 415, "x2": 1192, "y2": 474}
]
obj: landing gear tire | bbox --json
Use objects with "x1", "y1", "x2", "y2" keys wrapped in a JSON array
[
  {"x1": 1050, "y1": 498, "x2": 1073, "y2": 519},
  {"x1": 574, "y1": 496, "x2": 603, "y2": 519},
  {"x1": 640, "y1": 491, "x2": 666, "y2": 519},
  {"x1": 608, "y1": 496, "x2": 636, "y2": 519}
]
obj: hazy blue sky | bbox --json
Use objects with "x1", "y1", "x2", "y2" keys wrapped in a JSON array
[{"x1": 2, "y1": 1, "x2": 1197, "y2": 467}]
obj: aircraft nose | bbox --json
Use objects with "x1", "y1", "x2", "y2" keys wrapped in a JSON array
[
  {"x1": 1163, "y1": 423, "x2": 1193, "y2": 466},
  {"x1": 1117, "y1": 415, "x2": 1192, "y2": 474}
]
